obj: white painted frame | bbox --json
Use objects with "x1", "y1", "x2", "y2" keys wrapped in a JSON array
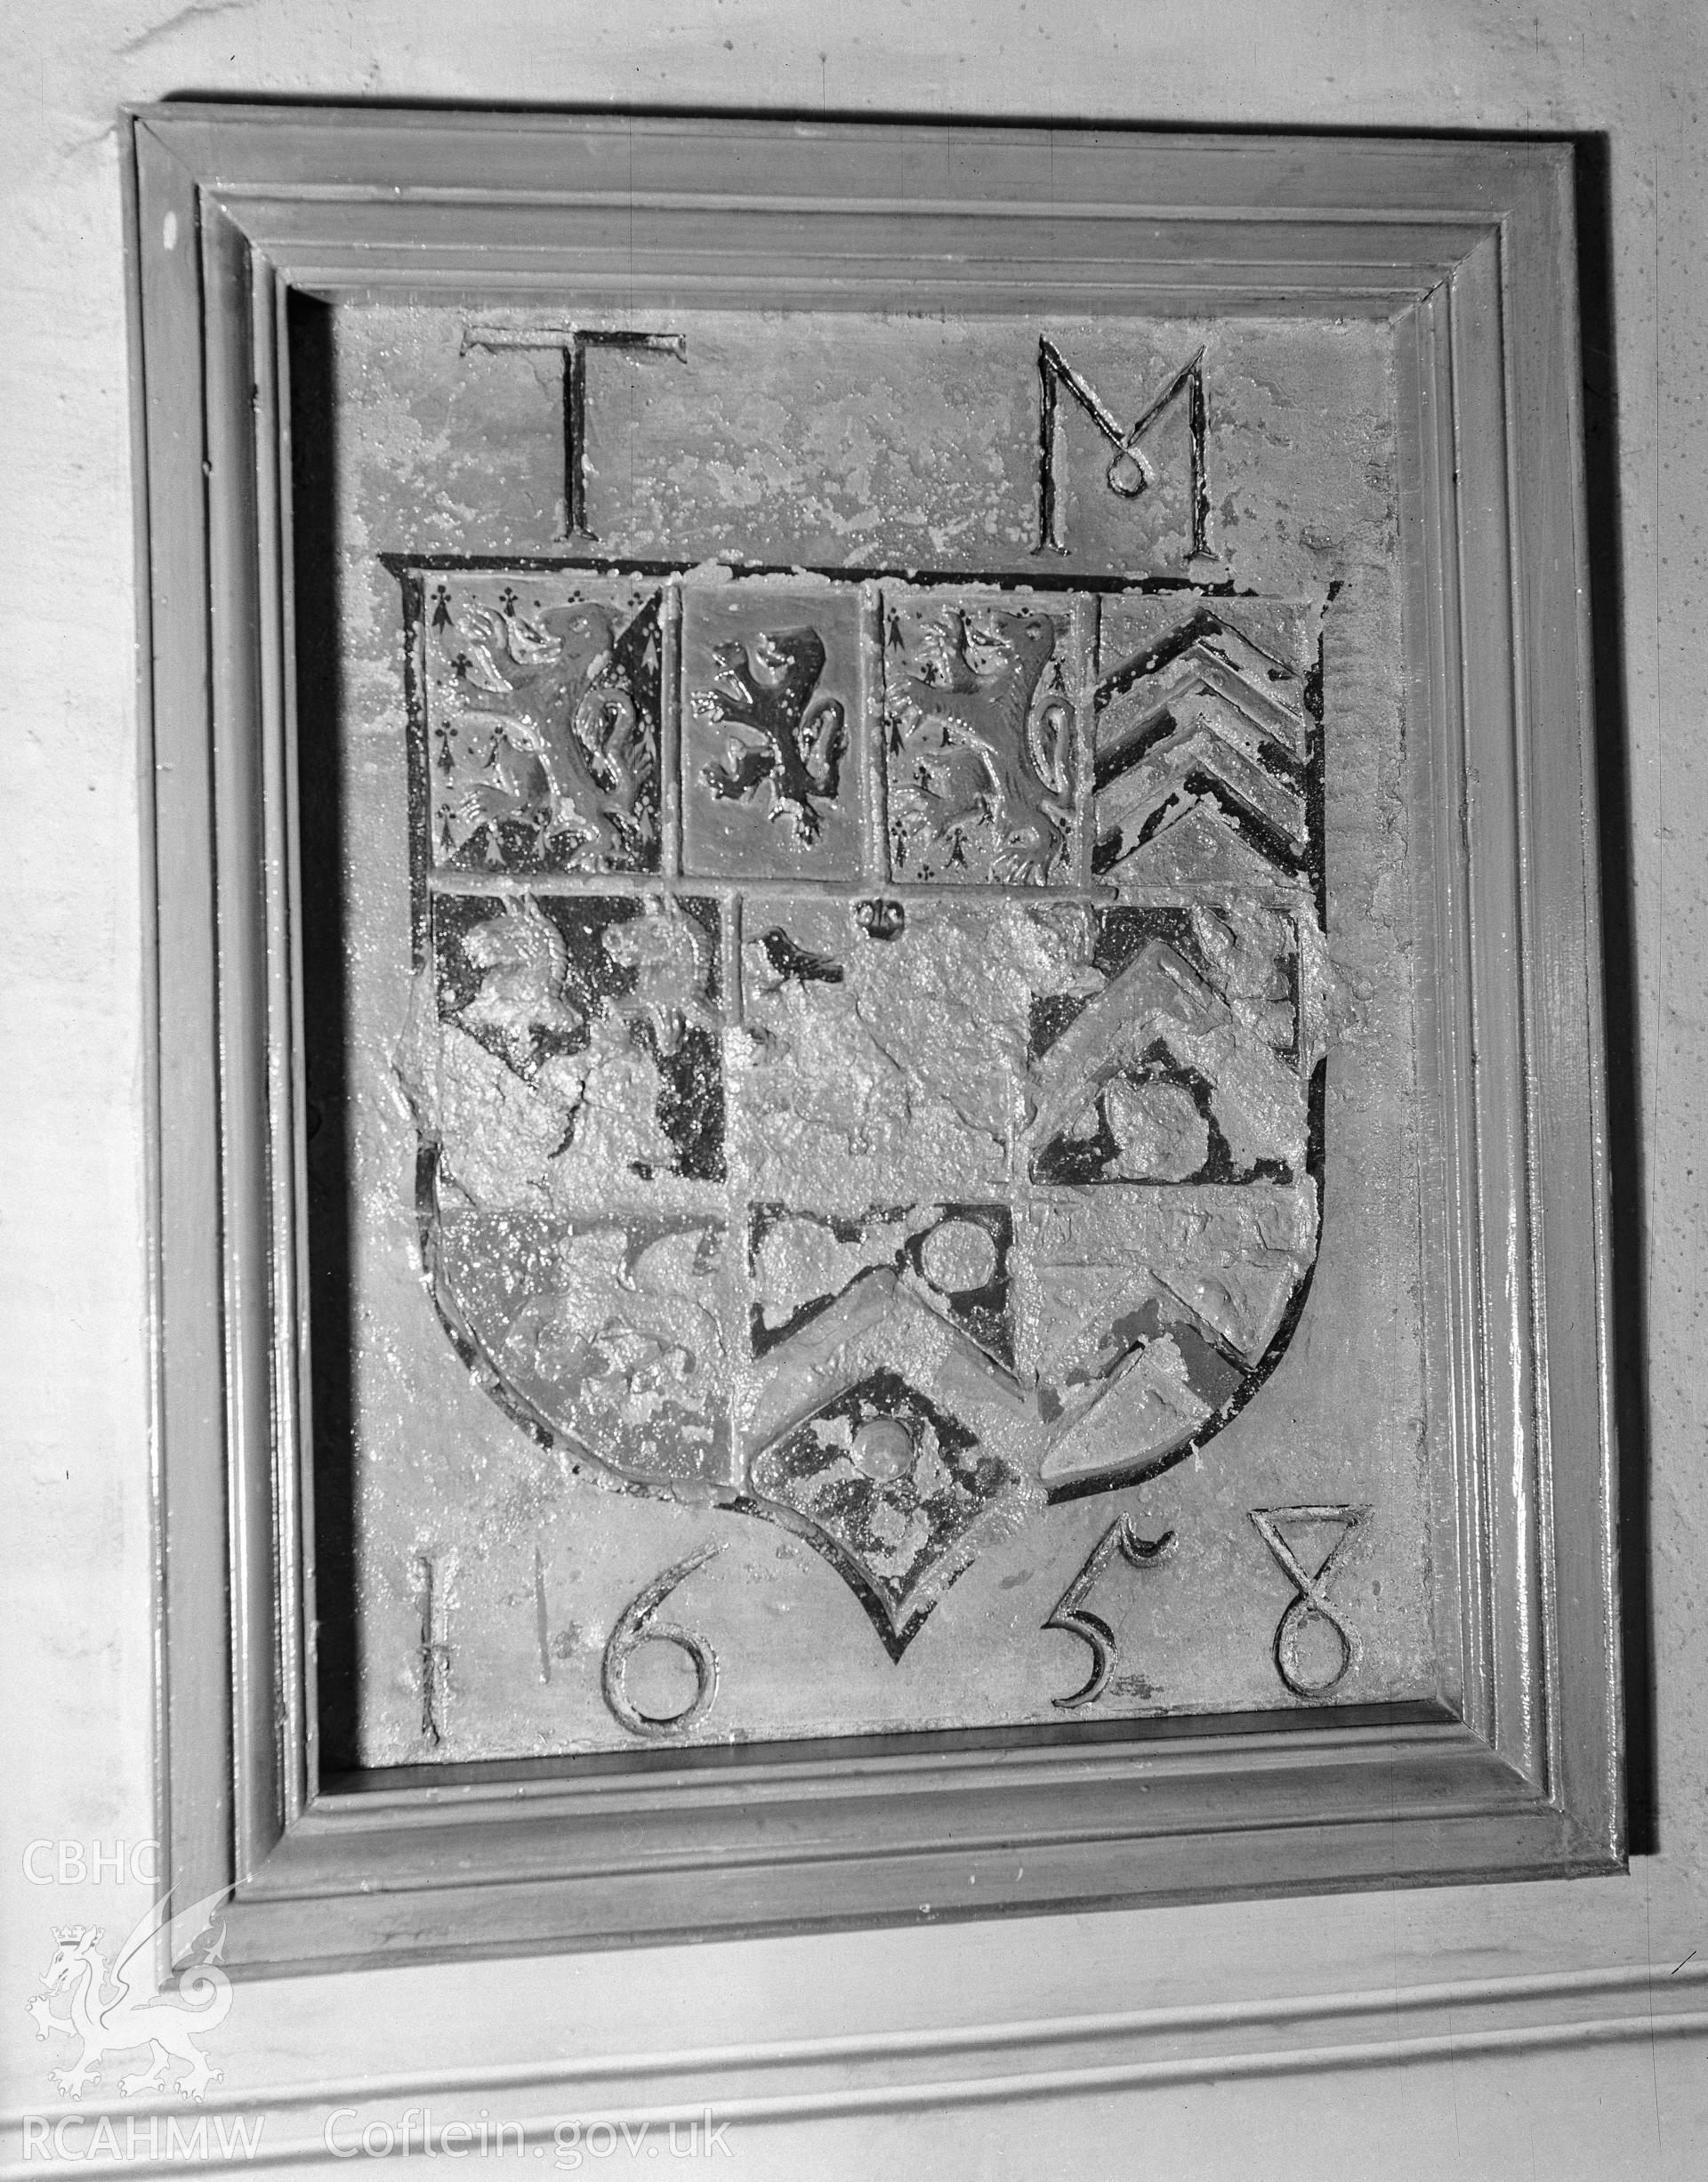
[{"x1": 125, "y1": 107, "x2": 1620, "y2": 1973}]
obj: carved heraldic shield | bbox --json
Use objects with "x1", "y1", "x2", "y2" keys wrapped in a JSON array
[{"x1": 399, "y1": 546, "x2": 1327, "y2": 1659}]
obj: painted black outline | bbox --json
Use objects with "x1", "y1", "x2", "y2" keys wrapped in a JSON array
[
  {"x1": 380, "y1": 549, "x2": 1257, "y2": 598},
  {"x1": 399, "y1": 567, "x2": 432, "y2": 970}
]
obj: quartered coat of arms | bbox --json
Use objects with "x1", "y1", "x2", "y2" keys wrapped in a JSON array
[{"x1": 321, "y1": 306, "x2": 1430, "y2": 1762}]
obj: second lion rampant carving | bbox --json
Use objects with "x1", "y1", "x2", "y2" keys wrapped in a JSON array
[
  {"x1": 886, "y1": 600, "x2": 1077, "y2": 884},
  {"x1": 692, "y1": 625, "x2": 849, "y2": 844}
]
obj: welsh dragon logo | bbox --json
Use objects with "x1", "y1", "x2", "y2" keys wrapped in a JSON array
[{"x1": 26, "y1": 1893, "x2": 232, "y2": 2101}]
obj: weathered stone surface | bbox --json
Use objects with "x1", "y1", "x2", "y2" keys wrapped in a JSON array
[
  {"x1": 318, "y1": 302, "x2": 1432, "y2": 1764},
  {"x1": 434, "y1": 1210, "x2": 736, "y2": 1490},
  {"x1": 734, "y1": 893, "x2": 1036, "y2": 1204}
]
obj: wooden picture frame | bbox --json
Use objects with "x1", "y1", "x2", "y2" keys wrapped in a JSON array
[{"x1": 125, "y1": 106, "x2": 1621, "y2": 1974}]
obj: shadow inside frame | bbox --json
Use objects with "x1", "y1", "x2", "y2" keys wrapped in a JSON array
[
  {"x1": 1574, "y1": 130, "x2": 1656, "y2": 1856},
  {"x1": 289, "y1": 290, "x2": 363, "y2": 1775}
]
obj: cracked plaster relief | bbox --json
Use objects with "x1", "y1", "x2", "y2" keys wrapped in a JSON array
[{"x1": 311, "y1": 302, "x2": 1435, "y2": 1765}]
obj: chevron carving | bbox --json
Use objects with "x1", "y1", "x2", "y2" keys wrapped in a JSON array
[{"x1": 1093, "y1": 615, "x2": 1312, "y2": 882}]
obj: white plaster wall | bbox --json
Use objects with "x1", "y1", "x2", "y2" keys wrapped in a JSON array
[{"x1": 3, "y1": 4, "x2": 1705, "y2": 2175}]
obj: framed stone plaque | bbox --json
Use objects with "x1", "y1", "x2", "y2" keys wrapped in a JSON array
[{"x1": 128, "y1": 108, "x2": 1621, "y2": 1971}]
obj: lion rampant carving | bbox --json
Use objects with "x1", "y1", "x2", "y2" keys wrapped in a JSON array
[
  {"x1": 693, "y1": 625, "x2": 848, "y2": 844},
  {"x1": 893, "y1": 605, "x2": 1075, "y2": 883},
  {"x1": 448, "y1": 601, "x2": 654, "y2": 868}
]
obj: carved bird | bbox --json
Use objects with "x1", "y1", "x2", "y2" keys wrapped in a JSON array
[{"x1": 757, "y1": 927, "x2": 844, "y2": 986}]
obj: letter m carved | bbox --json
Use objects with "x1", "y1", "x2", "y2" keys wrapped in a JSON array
[{"x1": 1036, "y1": 339, "x2": 1213, "y2": 562}]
